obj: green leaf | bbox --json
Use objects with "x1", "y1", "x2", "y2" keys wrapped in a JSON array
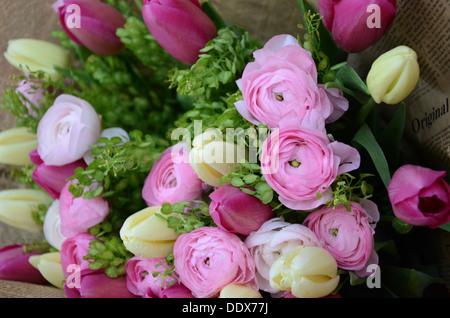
[
  {"x1": 231, "y1": 177, "x2": 245, "y2": 187},
  {"x1": 335, "y1": 65, "x2": 371, "y2": 95},
  {"x1": 352, "y1": 123, "x2": 391, "y2": 189},
  {"x1": 439, "y1": 223, "x2": 450, "y2": 232},
  {"x1": 376, "y1": 103, "x2": 406, "y2": 168},
  {"x1": 381, "y1": 266, "x2": 444, "y2": 298}
]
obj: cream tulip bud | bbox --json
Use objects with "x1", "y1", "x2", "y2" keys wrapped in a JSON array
[
  {"x1": 367, "y1": 45, "x2": 420, "y2": 105},
  {"x1": 0, "y1": 127, "x2": 38, "y2": 166},
  {"x1": 3, "y1": 39, "x2": 71, "y2": 81},
  {"x1": 0, "y1": 189, "x2": 53, "y2": 233},
  {"x1": 219, "y1": 284, "x2": 263, "y2": 298},
  {"x1": 269, "y1": 246, "x2": 340, "y2": 298},
  {"x1": 29, "y1": 252, "x2": 65, "y2": 289},
  {"x1": 120, "y1": 206, "x2": 180, "y2": 258},
  {"x1": 189, "y1": 130, "x2": 247, "y2": 188}
]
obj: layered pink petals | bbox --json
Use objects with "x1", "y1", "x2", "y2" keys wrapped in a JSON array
[
  {"x1": 244, "y1": 218, "x2": 321, "y2": 293},
  {"x1": 173, "y1": 227, "x2": 257, "y2": 298},
  {"x1": 235, "y1": 34, "x2": 347, "y2": 129},
  {"x1": 142, "y1": 143, "x2": 204, "y2": 206},
  {"x1": 209, "y1": 184, "x2": 275, "y2": 236},
  {"x1": 59, "y1": 181, "x2": 110, "y2": 238},
  {"x1": 30, "y1": 150, "x2": 87, "y2": 199},
  {"x1": 15, "y1": 76, "x2": 44, "y2": 118},
  {"x1": 388, "y1": 164, "x2": 450, "y2": 229},
  {"x1": 319, "y1": 0, "x2": 397, "y2": 53},
  {"x1": 54, "y1": 0, "x2": 126, "y2": 56},
  {"x1": 142, "y1": 0, "x2": 217, "y2": 65},
  {"x1": 60, "y1": 232, "x2": 97, "y2": 278},
  {"x1": 0, "y1": 245, "x2": 47, "y2": 284},
  {"x1": 125, "y1": 256, "x2": 194, "y2": 298},
  {"x1": 37, "y1": 94, "x2": 101, "y2": 166},
  {"x1": 261, "y1": 115, "x2": 360, "y2": 211},
  {"x1": 303, "y1": 200, "x2": 380, "y2": 272}
]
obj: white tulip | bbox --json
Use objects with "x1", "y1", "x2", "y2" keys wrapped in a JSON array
[
  {"x1": 29, "y1": 252, "x2": 65, "y2": 289},
  {"x1": 0, "y1": 127, "x2": 38, "y2": 166},
  {"x1": 43, "y1": 200, "x2": 67, "y2": 250}
]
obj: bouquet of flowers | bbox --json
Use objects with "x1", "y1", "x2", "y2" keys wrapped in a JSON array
[{"x1": 0, "y1": 0, "x2": 449, "y2": 299}]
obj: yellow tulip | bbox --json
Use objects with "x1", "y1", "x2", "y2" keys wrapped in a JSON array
[
  {"x1": 29, "y1": 252, "x2": 65, "y2": 289},
  {"x1": 120, "y1": 206, "x2": 180, "y2": 258},
  {"x1": 189, "y1": 130, "x2": 247, "y2": 188},
  {"x1": 0, "y1": 188, "x2": 53, "y2": 233},
  {"x1": 367, "y1": 45, "x2": 420, "y2": 105},
  {"x1": 269, "y1": 246, "x2": 340, "y2": 298},
  {"x1": 0, "y1": 127, "x2": 38, "y2": 166},
  {"x1": 4, "y1": 39, "x2": 71, "y2": 81},
  {"x1": 219, "y1": 284, "x2": 263, "y2": 298}
]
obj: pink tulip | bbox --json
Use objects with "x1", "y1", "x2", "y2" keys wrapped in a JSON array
[
  {"x1": 64, "y1": 270, "x2": 138, "y2": 298},
  {"x1": 142, "y1": 143, "x2": 204, "y2": 206},
  {"x1": 142, "y1": 0, "x2": 217, "y2": 65},
  {"x1": 209, "y1": 184, "x2": 275, "y2": 236},
  {"x1": 0, "y1": 244, "x2": 47, "y2": 284},
  {"x1": 173, "y1": 227, "x2": 257, "y2": 298},
  {"x1": 30, "y1": 150, "x2": 87, "y2": 199},
  {"x1": 53, "y1": 0, "x2": 126, "y2": 56},
  {"x1": 319, "y1": 0, "x2": 397, "y2": 53},
  {"x1": 388, "y1": 164, "x2": 450, "y2": 229}
]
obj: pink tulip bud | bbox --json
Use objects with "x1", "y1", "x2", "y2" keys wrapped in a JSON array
[
  {"x1": 53, "y1": 0, "x2": 126, "y2": 56},
  {"x1": 64, "y1": 270, "x2": 138, "y2": 298},
  {"x1": 0, "y1": 244, "x2": 47, "y2": 284},
  {"x1": 318, "y1": 0, "x2": 397, "y2": 53},
  {"x1": 388, "y1": 164, "x2": 450, "y2": 229},
  {"x1": 209, "y1": 184, "x2": 275, "y2": 236},
  {"x1": 30, "y1": 150, "x2": 87, "y2": 199},
  {"x1": 142, "y1": 0, "x2": 218, "y2": 65}
]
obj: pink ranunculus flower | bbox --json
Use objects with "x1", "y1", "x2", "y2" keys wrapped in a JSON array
[
  {"x1": 244, "y1": 217, "x2": 321, "y2": 293},
  {"x1": 59, "y1": 180, "x2": 110, "y2": 238},
  {"x1": 125, "y1": 256, "x2": 194, "y2": 298},
  {"x1": 15, "y1": 75, "x2": 45, "y2": 118},
  {"x1": 261, "y1": 113, "x2": 360, "y2": 211},
  {"x1": 142, "y1": 143, "x2": 204, "y2": 206},
  {"x1": 388, "y1": 164, "x2": 450, "y2": 229},
  {"x1": 0, "y1": 244, "x2": 47, "y2": 284},
  {"x1": 60, "y1": 232, "x2": 98, "y2": 278},
  {"x1": 53, "y1": 0, "x2": 126, "y2": 56},
  {"x1": 30, "y1": 150, "x2": 87, "y2": 199},
  {"x1": 173, "y1": 227, "x2": 257, "y2": 298},
  {"x1": 319, "y1": 0, "x2": 397, "y2": 53},
  {"x1": 64, "y1": 270, "x2": 138, "y2": 298},
  {"x1": 37, "y1": 94, "x2": 101, "y2": 166},
  {"x1": 209, "y1": 184, "x2": 275, "y2": 236},
  {"x1": 303, "y1": 200, "x2": 380, "y2": 272},
  {"x1": 234, "y1": 34, "x2": 347, "y2": 129},
  {"x1": 142, "y1": 0, "x2": 217, "y2": 65}
]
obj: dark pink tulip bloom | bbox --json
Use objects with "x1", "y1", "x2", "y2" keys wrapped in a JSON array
[
  {"x1": 0, "y1": 245, "x2": 47, "y2": 284},
  {"x1": 388, "y1": 164, "x2": 450, "y2": 229},
  {"x1": 64, "y1": 270, "x2": 139, "y2": 298},
  {"x1": 209, "y1": 184, "x2": 275, "y2": 236},
  {"x1": 142, "y1": 0, "x2": 217, "y2": 65},
  {"x1": 53, "y1": 0, "x2": 126, "y2": 56},
  {"x1": 30, "y1": 150, "x2": 87, "y2": 199},
  {"x1": 319, "y1": 0, "x2": 397, "y2": 53}
]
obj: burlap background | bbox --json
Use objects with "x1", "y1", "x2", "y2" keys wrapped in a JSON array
[{"x1": 0, "y1": 0, "x2": 448, "y2": 297}]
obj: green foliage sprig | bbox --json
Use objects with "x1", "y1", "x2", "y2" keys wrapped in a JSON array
[{"x1": 156, "y1": 200, "x2": 216, "y2": 234}]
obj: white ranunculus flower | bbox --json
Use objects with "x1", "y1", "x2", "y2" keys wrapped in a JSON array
[
  {"x1": 43, "y1": 200, "x2": 66, "y2": 251},
  {"x1": 37, "y1": 94, "x2": 101, "y2": 166}
]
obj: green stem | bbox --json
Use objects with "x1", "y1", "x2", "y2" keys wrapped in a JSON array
[
  {"x1": 356, "y1": 96, "x2": 377, "y2": 126},
  {"x1": 202, "y1": 1, "x2": 228, "y2": 30}
]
